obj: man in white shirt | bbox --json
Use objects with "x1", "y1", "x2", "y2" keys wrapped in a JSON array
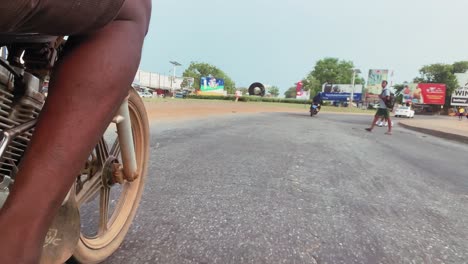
[{"x1": 366, "y1": 81, "x2": 392, "y2": 135}]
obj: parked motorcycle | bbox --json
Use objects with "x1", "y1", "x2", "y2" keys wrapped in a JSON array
[{"x1": 0, "y1": 34, "x2": 149, "y2": 263}]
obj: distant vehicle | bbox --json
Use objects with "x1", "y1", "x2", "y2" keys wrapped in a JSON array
[
  {"x1": 175, "y1": 91, "x2": 189, "y2": 98},
  {"x1": 367, "y1": 103, "x2": 380, "y2": 109},
  {"x1": 394, "y1": 106, "x2": 415, "y2": 118},
  {"x1": 138, "y1": 91, "x2": 152, "y2": 98},
  {"x1": 332, "y1": 101, "x2": 351, "y2": 107}
]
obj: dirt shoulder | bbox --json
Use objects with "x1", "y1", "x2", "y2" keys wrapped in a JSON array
[
  {"x1": 144, "y1": 99, "x2": 373, "y2": 122},
  {"x1": 399, "y1": 118, "x2": 468, "y2": 144},
  {"x1": 144, "y1": 99, "x2": 304, "y2": 121}
]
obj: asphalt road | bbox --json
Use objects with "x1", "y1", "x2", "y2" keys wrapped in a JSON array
[{"x1": 103, "y1": 112, "x2": 468, "y2": 264}]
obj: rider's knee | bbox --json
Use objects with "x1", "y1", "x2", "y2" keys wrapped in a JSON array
[{"x1": 117, "y1": 0, "x2": 152, "y2": 36}]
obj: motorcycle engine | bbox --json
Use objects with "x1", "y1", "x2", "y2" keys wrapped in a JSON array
[{"x1": 0, "y1": 60, "x2": 46, "y2": 195}]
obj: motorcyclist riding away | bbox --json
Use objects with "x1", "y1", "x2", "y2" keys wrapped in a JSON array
[{"x1": 311, "y1": 93, "x2": 323, "y2": 111}]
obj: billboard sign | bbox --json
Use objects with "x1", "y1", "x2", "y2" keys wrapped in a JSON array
[
  {"x1": 321, "y1": 84, "x2": 363, "y2": 102},
  {"x1": 296, "y1": 90, "x2": 310, "y2": 100},
  {"x1": 366, "y1": 69, "x2": 389, "y2": 95},
  {"x1": 322, "y1": 84, "x2": 363, "y2": 94},
  {"x1": 403, "y1": 84, "x2": 421, "y2": 103},
  {"x1": 320, "y1": 92, "x2": 362, "y2": 102},
  {"x1": 452, "y1": 73, "x2": 468, "y2": 106},
  {"x1": 403, "y1": 83, "x2": 446, "y2": 105},
  {"x1": 418, "y1": 83, "x2": 446, "y2": 105},
  {"x1": 200, "y1": 77, "x2": 225, "y2": 92},
  {"x1": 296, "y1": 81, "x2": 304, "y2": 96}
]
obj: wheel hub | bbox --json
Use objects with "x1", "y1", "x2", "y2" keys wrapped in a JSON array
[{"x1": 102, "y1": 156, "x2": 120, "y2": 186}]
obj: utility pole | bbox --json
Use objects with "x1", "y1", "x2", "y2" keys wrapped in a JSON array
[
  {"x1": 169, "y1": 61, "x2": 181, "y2": 97},
  {"x1": 350, "y1": 69, "x2": 361, "y2": 107}
]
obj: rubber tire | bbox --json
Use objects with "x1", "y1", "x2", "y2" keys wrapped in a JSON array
[
  {"x1": 70, "y1": 88, "x2": 150, "y2": 263},
  {"x1": 248, "y1": 82, "x2": 265, "y2": 97}
]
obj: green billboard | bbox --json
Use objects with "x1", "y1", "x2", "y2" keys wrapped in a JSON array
[
  {"x1": 200, "y1": 77, "x2": 225, "y2": 92},
  {"x1": 366, "y1": 69, "x2": 389, "y2": 94}
]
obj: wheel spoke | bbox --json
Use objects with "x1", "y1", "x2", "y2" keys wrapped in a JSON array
[
  {"x1": 76, "y1": 173, "x2": 102, "y2": 206},
  {"x1": 98, "y1": 186, "x2": 111, "y2": 234},
  {"x1": 110, "y1": 139, "x2": 121, "y2": 159},
  {"x1": 77, "y1": 138, "x2": 112, "y2": 205},
  {"x1": 96, "y1": 138, "x2": 109, "y2": 166}
]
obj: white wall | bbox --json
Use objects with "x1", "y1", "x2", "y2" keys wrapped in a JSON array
[{"x1": 134, "y1": 70, "x2": 184, "y2": 90}]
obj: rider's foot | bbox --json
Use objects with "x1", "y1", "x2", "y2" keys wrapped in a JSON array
[{"x1": 365, "y1": 128, "x2": 372, "y2": 132}]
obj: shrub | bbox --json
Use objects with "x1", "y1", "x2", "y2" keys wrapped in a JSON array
[{"x1": 186, "y1": 95, "x2": 312, "y2": 104}]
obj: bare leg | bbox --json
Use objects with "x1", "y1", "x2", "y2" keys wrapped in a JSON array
[
  {"x1": 0, "y1": 0, "x2": 151, "y2": 262},
  {"x1": 386, "y1": 116, "x2": 392, "y2": 134},
  {"x1": 366, "y1": 116, "x2": 380, "y2": 131}
]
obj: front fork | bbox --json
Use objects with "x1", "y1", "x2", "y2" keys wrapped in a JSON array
[{"x1": 114, "y1": 97, "x2": 138, "y2": 181}]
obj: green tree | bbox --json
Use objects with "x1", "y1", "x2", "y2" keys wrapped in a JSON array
[
  {"x1": 452, "y1": 61, "x2": 468, "y2": 74},
  {"x1": 284, "y1": 86, "x2": 296, "y2": 98},
  {"x1": 181, "y1": 62, "x2": 236, "y2": 94},
  {"x1": 393, "y1": 83, "x2": 406, "y2": 104},
  {"x1": 301, "y1": 76, "x2": 322, "y2": 99},
  {"x1": 268, "y1": 86, "x2": 280, "y2": 97},
  {"x1": 309, "y1": 58, "x2": 365, "y2": 85},
  {"x1": 237, "y1": 87, "x2": 249, "y2": 95},
  {"x1": 414, "y1": 63, "x2": 458, "y2": 107}
]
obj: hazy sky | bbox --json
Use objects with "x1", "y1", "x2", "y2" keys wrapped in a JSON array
[{"x1": 140, "y1": 0, "x2": 468, "y2": 93}]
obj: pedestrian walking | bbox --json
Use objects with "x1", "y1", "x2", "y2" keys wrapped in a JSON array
[
  {"x1": 458, "y1": 107, "x2": 465, "y2": 120},
  {"x1": 366, "y1": 80, "x2": 393, "y2": 135}
]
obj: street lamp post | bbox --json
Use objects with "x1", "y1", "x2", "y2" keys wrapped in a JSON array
[
  {"x1": 169, "y1": 61, "x2": 182, "y2": 97},
  {"x1": 350, "y1": 69, "x2": 361, "y2": 107}
]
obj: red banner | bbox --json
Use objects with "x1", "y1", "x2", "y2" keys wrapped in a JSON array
[
  {"x1": 296, "y1": 81, "x2": 303, "y2": 96},
  {"x1": 418, "y1": 83, "x2": 446, "y2": 105}
]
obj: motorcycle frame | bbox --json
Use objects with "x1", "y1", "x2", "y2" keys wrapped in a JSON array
[{"x1": 0, "y1": 35, "x2": 138, "y2": 184}]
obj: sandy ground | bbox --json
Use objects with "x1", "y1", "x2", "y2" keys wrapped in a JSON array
[
  {"x1": 143, "y1": 99, "x2": 376, "y2": 122},
  {"x1": 399, "y1": 118, "x2": 468, "y2": 137},
  {"x1": 144, "y1": 99, "x2": 306, "y2": 121}
]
